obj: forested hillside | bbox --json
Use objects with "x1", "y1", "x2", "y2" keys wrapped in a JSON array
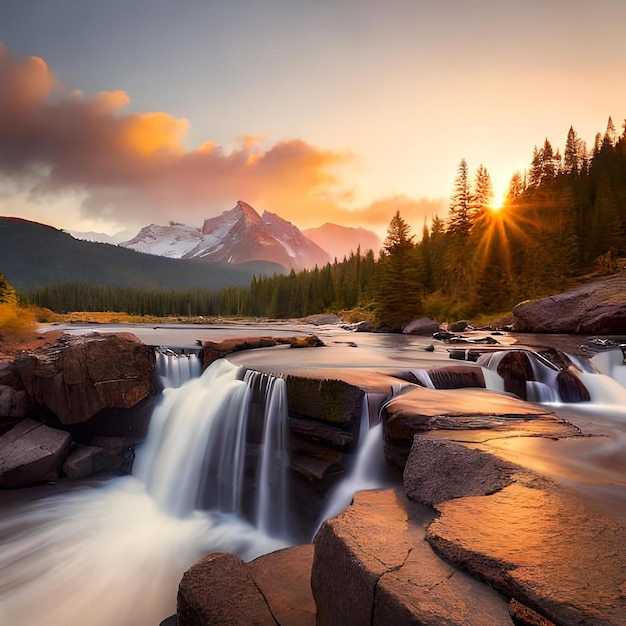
[
  {"x1": 21, "y1": 117, "x2": 626, "y2": 328},
  {"x1": 0, "y1": 218, "x2": 284, "y2": 290}
]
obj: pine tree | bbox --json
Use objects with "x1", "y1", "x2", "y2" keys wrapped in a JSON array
[
  {"x1": 374, "y1": 212, "x2": 422, "y2": 331},
  {"x1": 471, "y1": 164, "x2": 494, "y2": 222},
  {"x1": 0, "y1": 274, "x2": 17, "y2": 304},
  {"x1": 506, "y1": 171, "x2": 525, "y2": 200},
  {"x1": 448, "y1": 159, "x2": 472, "y2": 236}
]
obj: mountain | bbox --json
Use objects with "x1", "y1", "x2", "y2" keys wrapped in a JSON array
[
  {"x1": 303, "y1": 223, "x2": 381, "y2": 261},
  {"x1": 65, "y1": 228, "x2": 137, "y2": 245},
  {"x1": 0, "y1": 217, "x2": 284, "y2": 291},
  {"x1": 121, "y1": 201, "x2": 331, "y2": 270}
]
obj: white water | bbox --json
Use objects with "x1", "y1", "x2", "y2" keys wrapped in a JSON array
[
  {"x1": 0, "y1": 358, "x2": 291, "y2": 626},
  {"x1": 1, "y1": 340, "x2": 625, "y2": 626},
  {"x1": 156, "y1": 348, "x2": 202, "y2": 388}
]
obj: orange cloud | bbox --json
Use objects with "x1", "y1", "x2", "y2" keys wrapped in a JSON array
[{"x1": 0, "y1": 43, "x2": 442, "y2": 236}]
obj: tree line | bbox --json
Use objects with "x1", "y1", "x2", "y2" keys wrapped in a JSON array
[{"x1": 20, "y1": 115, "x2": 626, "y2": 330}]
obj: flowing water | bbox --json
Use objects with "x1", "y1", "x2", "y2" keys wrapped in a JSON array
[{"x1": 1, "y1": 324, "x2": 625, "y2": 625}]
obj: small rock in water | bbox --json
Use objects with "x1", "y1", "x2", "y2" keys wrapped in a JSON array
[{"x1": 425, "y1": 344, "x2": 435, "y2": 352}]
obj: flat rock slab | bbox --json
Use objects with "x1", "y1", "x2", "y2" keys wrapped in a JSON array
[
  {"x1": 312, "y1": 488, "x2": 513, "y2": 626},
  {"x1": 248, "y1": 544, "x2": 316, "y2": 626},
  {"x1": 0, "y1": 418, "x2": 71, "y2": 487},
  {"x1": 403, "y1": 437, "x2": 522, "y2": 506},
  {"x1": 383, "y1": 386, "x2": 575, "y2": 444},
  {"x1": 427, "y1": 482, "x2": 626, "y2": 625}
]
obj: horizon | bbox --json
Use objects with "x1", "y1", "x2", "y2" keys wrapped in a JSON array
[{"x1": 1, "y1": 1, "x2": 626, "y2": 238}]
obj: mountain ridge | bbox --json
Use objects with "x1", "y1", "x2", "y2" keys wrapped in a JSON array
[
  {"x1": 121, "y1": 201, "x2": 331, "y2": 270},
  {"x1": 0, "y1": 217, "x2": 284, "y2": 291}
]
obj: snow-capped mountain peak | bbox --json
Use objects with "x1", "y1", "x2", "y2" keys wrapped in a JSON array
[{"x1": 120, "y1": 202, "x2": 330, "y2": 270}]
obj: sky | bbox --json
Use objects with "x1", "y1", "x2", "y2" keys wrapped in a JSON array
[{"x1": 1, "y1": 0, "x2": 626, "y2": 239}]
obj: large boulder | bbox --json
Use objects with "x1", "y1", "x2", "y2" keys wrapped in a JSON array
[
  {"x1": 15, "y1": 332, "x2": 155, "y2": 425},
  {"x1": 177, "y1": 545, "x2": 316, "y2": 625},
  {"x1": 402, "y1": 317, "x2": 440, "y2": 335},
  {"x1": 513, "y1": 274, "x2": 626, "y2": 334},
  {"x1": 0, "y1": 418, "x2": 71, "y2": 487},
  {"x1": 311, "y1": 488, "x2": 514, "y2": 626}
]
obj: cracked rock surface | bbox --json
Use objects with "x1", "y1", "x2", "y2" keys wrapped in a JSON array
[{"x1": 311, "y1": 488, "x2": 513, "y2": 625}]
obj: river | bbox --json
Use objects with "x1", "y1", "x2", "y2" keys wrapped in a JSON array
[{"x1": 0, "y1": 322, "x2": 624, "y2": 625}]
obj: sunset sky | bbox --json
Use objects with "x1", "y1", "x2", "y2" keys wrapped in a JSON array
[{"x1": 1, "y1": 0, "x2": 626, "y2": 238}]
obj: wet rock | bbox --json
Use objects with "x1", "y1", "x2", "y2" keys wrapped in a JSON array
[
  {"x1": 15, "y1": 332, "x2": 155, "y2": 425},
  {"x1": 289, "y1": 416, "x2": 355, "y2": 451},
  {"x1": 427, "y1": 365, "x2": 486, "y2": 389},
  {"x1": 247, "y1": 544, "x2": 316, "y2": 626},
  {"x1": 556, "y1": 367, "x2": 591, "y2": 402},
  {"x1": 382, "y1": 386, "x2": 574, "y2": 469},
  {"x1": 201, "y1": 335, "x2": 323, "y2": 368},
  {"x1": 177, "y1": 552, "x2": 275, "y2": 626},
  {"x1": 513, "y1": 274, "x2": 626, "y2": 334},
  {"x1": 62, "y1": 440, "x2": 134, "y2": 479},
  {"x1": 403, "y1": 438, "x2": 517, "y2": 506},
  {"x1": 402, "y1": 317, "x2": 440, "y2": 335},
  {"x1": 312, "y1": 488, "x2": 513, "y2": 626},
  {"x1": 285, "y1": 376, "x2": 363, "y2": 428},
  {"x1": 495, "y1": 351, "x2": 535, "y2": 399},
  {"x1": 0, "y1": 418, "x2": 71, "y2": 487},
  {"x1": 427, "y1": 482, "x2": 626, "y2": 625}
]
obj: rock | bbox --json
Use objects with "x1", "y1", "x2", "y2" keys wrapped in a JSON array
[
  {"x1": 352, "y1": 320, "x2": 376, "y2": 332},
  {"x1": 311, "y1": 488, "x2": 514, "y2": 626},
  {"x1": 509, "y1": 599, "x2": 556, "y2": 626},
  {"x1": 427, "y1": 482, "x2": 626, "y2": 625},
  {"x1": 15, "y1": 332, "x2": 155, "y2": 425},
  {"x1": 403, "y1": 437, "x2": 517, "y2": 505},
  {"x1": 0, "y1": 384, "x2": 27, "y2": 418},
  {"x1": 177, "y1": 552, "x2": 276, "y2": 626},
  {"x1": 427, "y1": 365, "x2": 486, "y2": 389},
  {"x1": 177, "y1": 547, "x2": 316, "y2": 626},
  {"x1": 382, "y1": 386, "x2": 577, "y2": 469},
  {"x1": 305, "y1": 313, "x2": 340, "y2": 326},
  {"x1": 290, "y1": 416, "x2": 355, "y2": 451},
  {"x1": 448, "y1": 319, "x2": 472, "y2": 332},
  {"x1": 494, "y1": 350, "x2": 535, "y2": 399},
  {"x1": 247, "y1": 544, "x2": 316, "y2": 626},
  {"x1": 556, "y1": 367, "x2": 591, "y2": 402},
  {"x1": 201, "y1": 335, "x2": 323, "y2": 368},
  {"x1": 513, "y1": 274, "x2": 626, "y2": 334},
  {"x1": 402, "y1": 317, "x2": 440, "y2": 335},
  {"x1": 62, "y1": 440, "x2": 134, "y2": 479},
  {"x1": 0, "y1": 418, "x2": 71, "y2": 487},
  {"x1": 285, "y1": 376, "x2": 363, "y2": 428}
]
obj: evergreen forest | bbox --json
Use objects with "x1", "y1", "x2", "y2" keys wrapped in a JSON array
[{"x1": 21, "y1": 117, "x2": 626, "y2": 331}]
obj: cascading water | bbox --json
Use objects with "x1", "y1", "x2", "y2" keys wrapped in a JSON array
[
  {"x1": 0, "y1": 358, "x2": 293, "y2": 626},
  {"x1": 316, "y1": 392, "x2": 396, "y2": 529},
  {"x1": 155, "y1": 347, "x2": 202, "y2": 388}
]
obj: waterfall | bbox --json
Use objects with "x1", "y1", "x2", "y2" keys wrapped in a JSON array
[
  {"x1": 134, "y1": 359, "x2": 291, "y2": 535},
  {"x1": 316, "y1": 392, "x2": 395, "y2": 531},
  {"x1": 156, "y1": 348, "x2": 202, "y2": 388},
  {"x1": 244, "y1": 371, "x2": 290, "y2": 539}
]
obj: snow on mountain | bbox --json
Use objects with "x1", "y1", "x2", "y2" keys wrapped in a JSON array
[
  {"x1": 66, "y1": 228, "x2": 137, "y2": 245},
  {"x1": 119, "y1": 202, "x2": 331, "y2": 270},
  {"x1": 120, "y1": 222, "x2": 202, "y2": 258},
  {"x1": 303, "y1": 223, "x2": 381, "y2": 261}
]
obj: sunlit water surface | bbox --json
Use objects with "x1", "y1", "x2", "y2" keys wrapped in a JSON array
[{"x1": 1, "y1": 323, "x2": 624, "y2": 625}]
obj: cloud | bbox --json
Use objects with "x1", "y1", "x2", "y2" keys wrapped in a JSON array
[{"x1": 0, "y1": 43, "x2": 444, "y2": 235}]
